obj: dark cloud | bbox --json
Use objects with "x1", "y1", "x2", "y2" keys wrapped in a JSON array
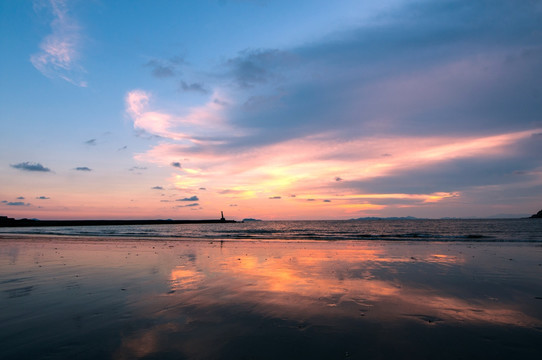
[
  {"x1": 118, "y1": 145, "x2": 128, "y2": 151},
  {"x1": 176, "y1": 196, "x2": 199, "y2": 202},
  {"x1": 36, "y1": 196, "x2": 50, "y2": 200},
  {"x1": 171, "y1": 162, "x2": 182, "y2": 168},
  {"x1": 345, "y1": 154, "x2": 541, "y2": 195},
  {"x1": 323, "y1": 199, "x2": 331, "y2": 203},
  {"x1": 153, "y1": 66, "x2": 175, "y2": 78},
  {"x1": 152, "y1": 186, "x2": 164, "y2": 190},
  {"x1": 16, "y1": 196, "x2": 25, "y2": 200},
  {"x1": 229, "y1": 204, "x2": 238, "y2": 207},
  {"x1": 225, "y1": 48, "x2": 293, "y2": 88},
  {"x1": 4, "y1": 201, "x2": 29, "y2": 206},
  {"x1": 11, "y1": 162, "x2": 51, "y2": 172},
  {"x1": 214, "y1": 0, "x2": 542, "y2": 152},
  {"x1": 268, "y1": 196, "x2": 281, "y2": 199},
  {"x1": 74, "y1": 167, "x2": 92, "y2": 172},
  {"x1": 145, "y1": 59, "x2": 176, "y2": 78},
  {"x1": 335, "y1": 177, "x2": 343, "y2": 182},
  {"x1": 179, "y1": 81, "x2": 208, "y2": 94},
  {"x1": 199, "y1": 187, "x2": 207, "y2": 191},
  {"x1": 85, "y1": 139, "x2": 97, "y2": 146},
  {"x1": 177, "y1": 203, "x2": 199, "y2": 208}
]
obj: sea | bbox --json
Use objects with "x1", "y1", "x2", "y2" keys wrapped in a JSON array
[{"x1": 1, "y1": 218, "x2": 541, "y2": 242}]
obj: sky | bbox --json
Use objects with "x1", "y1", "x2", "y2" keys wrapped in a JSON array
[{"x1": 1, "y1": 0, "x2": 541, "y2": 220}]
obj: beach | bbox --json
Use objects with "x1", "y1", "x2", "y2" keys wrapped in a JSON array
[{"x1": 1, "y1": 234, "x2": 541, "y2": 359}]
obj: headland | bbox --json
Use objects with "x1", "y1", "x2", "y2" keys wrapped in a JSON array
[{"x1": 0, "y1": 216, "x2": 237, "y2": 227}]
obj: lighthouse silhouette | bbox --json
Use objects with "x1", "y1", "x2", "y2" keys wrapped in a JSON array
[{"x1": 220, "y1": 211, "x2": 225, "y2": 221}]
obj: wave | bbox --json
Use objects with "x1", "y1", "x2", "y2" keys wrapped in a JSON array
[{"x1": 1, "y1": 219, "x2": 541, "y2": 242}]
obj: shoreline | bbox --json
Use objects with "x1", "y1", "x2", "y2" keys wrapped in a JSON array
[{"x1": 2, "y1": 232, "x2": 542, "y2": 244}]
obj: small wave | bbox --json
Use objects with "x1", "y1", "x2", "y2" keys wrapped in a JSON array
[{"x1": 1, "y1": 219, "x2": 541, "y2": 242}]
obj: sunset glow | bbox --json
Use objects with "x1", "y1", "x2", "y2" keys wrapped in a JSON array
[{"x1": 1, "y1": 0, "x2": 541, "y2": 220}]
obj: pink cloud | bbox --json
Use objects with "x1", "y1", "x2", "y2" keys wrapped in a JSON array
[
  {"x1": 136, "y1": 123, "x2": 540, "y2": 216},
  {"x1": 125, "y1": 89, "x2": 238, "y2": 143},
  {"x1": 127, "y1": 86, "x2": 541, "y2": 218}
]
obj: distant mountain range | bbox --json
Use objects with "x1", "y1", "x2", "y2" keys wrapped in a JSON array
[
  {"x1": 349, "y1": 214, "x2": 534, "y2": 220},
  {"x1": 349, "y1": 216, "x2": 420, "y2": 220}
]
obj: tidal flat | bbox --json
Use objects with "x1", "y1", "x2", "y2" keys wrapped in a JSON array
[{"x1": 1, "y1": 235, "x2": 541, "y2": 359}]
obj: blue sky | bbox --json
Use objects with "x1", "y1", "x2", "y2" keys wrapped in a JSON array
[{"x1": 1, "y1": 0, "x2": 541, "y2": 220}]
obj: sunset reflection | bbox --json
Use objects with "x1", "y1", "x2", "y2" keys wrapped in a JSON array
[
  {"x1": 2, "y1": 238, "x2": 541, "y2": 360},
  {"x1": 163, "y1": 242, "x2": 539, "y2": 328},
  {"x1": 170, "y1": 267, "x2": 203, "y2": 289}
]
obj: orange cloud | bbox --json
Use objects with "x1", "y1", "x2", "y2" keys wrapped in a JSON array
[{"x1": 126, "y1": 88, "x2": 541, "y2": 218}]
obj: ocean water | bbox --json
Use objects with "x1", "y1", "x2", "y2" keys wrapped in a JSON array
[{"x1": 1, "y1": 218, "x2": 541, "y2": 242}]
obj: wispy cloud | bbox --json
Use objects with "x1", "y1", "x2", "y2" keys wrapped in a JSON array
[
  {"x1": 11, "y1": 162, "x2": 51, "y2": 172},
  {"x1": 152, "y1": 186, "x2": 164, "y2": 190},
  {"x1": 74, "y1": 166, "x2": 92, "y2": 171},
  {"x1": 30, "y1": 0, "x2": 86, "y2": 87},
  {"x1": 84, "y1": 139, "x2": 96, "y2": 146},
  {"x1": 36, "y1": 196, "x2": 50, "y2": 199},
  {"x1": 129, "y1": 166, "x2": 147, "y2": 172}
]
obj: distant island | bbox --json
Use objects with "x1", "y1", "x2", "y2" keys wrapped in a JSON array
[
  {"x1": 0, "y1": 214, "x2": 238, "y2": 227},
  {"x1": 242, "y1": 218, "x2": 262, "y2": 222},
  {"x1": 531, "y1": 210, "x2": 542, "y2": 218}
]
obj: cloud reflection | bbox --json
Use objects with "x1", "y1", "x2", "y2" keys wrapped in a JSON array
[
  {"x1": 108, "y1": 241, "x2": 542, "y2": 359},
  {"x1": 161, "y1": 243, "x2": 538, "y2": 328}
]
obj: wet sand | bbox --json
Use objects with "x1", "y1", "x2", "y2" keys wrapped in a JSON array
[{"x1": 1, "y1": 235, "x2": 542, "y2": 359}]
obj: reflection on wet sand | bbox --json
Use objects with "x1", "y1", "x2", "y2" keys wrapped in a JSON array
[
  {"x1": 1, "y1": 237, "x2": 541, "y2": 359},
  {"x1": 162, "y1": 243, "x2": 538, "y2": 326}
]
